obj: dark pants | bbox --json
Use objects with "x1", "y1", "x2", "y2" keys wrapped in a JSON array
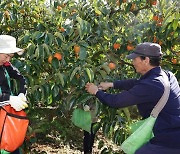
[
  {"x1": 83, "y1": 124, "x2": 96, "y2": 154},
  {"x1": 135, "y1": 142, "x2": 180, "y2": 154},
  {"x1": 11, "y1": 149, "x2": 20, "y2": 154}
]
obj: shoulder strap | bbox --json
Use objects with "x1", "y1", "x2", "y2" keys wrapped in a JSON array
[
  {"x1": 3, "y1": 67, "x2": 13, "y2": 95},
  {"x1": 151, "y1": 71, "x2": 170, "y2": 118}
]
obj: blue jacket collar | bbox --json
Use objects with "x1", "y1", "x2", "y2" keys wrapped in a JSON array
[{"x1": 140, "y1": 66, "x2": 161, "y2": 79}]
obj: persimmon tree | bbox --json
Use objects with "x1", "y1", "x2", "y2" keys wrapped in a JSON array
[{"x1": 0, "y1": 0, "x2": 179, "y2": 152}]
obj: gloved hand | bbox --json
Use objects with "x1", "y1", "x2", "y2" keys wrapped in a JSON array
[
  {"x1": 18, "y1": 93, "x2": 28, "y2": 109},
  {"x1": 9, "y1": 95, "x2": 28, "y2": 111},
  {"x1": 18, "y1": 93, "x2": 27, "y2": 102}
]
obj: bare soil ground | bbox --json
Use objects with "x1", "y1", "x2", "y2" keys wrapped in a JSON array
[
  {"x1": 30, "y1": 132, "x2": 122, "y2": 154},
  {"x1": 27, "y1": 107, "x2": 124, "y2": 154}
]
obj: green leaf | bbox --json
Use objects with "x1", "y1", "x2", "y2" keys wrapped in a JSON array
[
  {"x1": 36, "y1": 32, "x2": 45, "y2": 40},
  {"x1": 34, "y1": 46, "x2": 40, "y2": 60},
  {"x1": 44, "y1": 33, "x2": 49, "y2": 44},
  {"x1": 52, "y1": 85, "x2": 59, "y2": 98},
  {"x1": 90, "y1": 68, "x2": 94, "y2": 82},
  {"x1": 76, "y1": 94, "x2": 93, "y2": 105},
  {"x1": 103, "y1": 123, "x2": 111, "y2": 137},
  {"x1": 38, "y1": 44, "x2": 45, "y2": 61},
  {"x1": 76, "y1": 17, "x2": 91, "y2": 40},
  {"x1": 70, "y1": 67, "x2": 81, "y2": 81},
  {"x1": 165, "y1": 14, "x2": 174, "y2": 24},
  {"x1": 85, "y1": 68, "x2": 91, "y2": 82},
  {"x1": 113, "y1": 129, "x2": 121, "y2": 144},
  {"x1": 24, "y1": 35, "x2": 30, "y2": 43},
  {"x1": 126, "y1": 3, "x2": 132, "y2": 13},
  {"x1": 122, "y1": 108, "x2": 131, "y2": 121},
  {"x1": 79, "y1": 46, "x2": 87, "y2": 60},
  {"x1": 99, "y1": 70, "x2": 107, "y2": 79},
  {"x1": 95, "y1": 8, "x2": 102, "y2": 16},
  {"x1": 25, "y1": 75, "x2": 34, "y2": 86},
  {"x1": 101, "y1": 63, "x2": 110, "y2": 74},
  {"x1": 27, "y1": 43, "x2": 36, "y2": 59},
  {"x1": 77, "y1": 24, "x2": 84, "y2": 40},
  {"x1": 54, "y1": 32, "x2": 65, "y2": 42},
  {"x1": 43, "y1": 43, "x2": 50, "y2": 55},
  {"x1": 172, "y1": 20, "x2": 178, "y2": 31},
  {"x1": 69, "y1": 96, "x2": 77, "y2": 110},
  {"x1": 92, "y1": 122, "x2": 101, "y2": 134},
  {"x1": 39, "y1": 85, "x2": 45, "y2": 101},
  {"x1": 52, "y1": 58, "x2": 60, "y2": 70},
  {"x1": 31, "y1": 31, "x2": 41, "y2": 40},
  {"x1": 55, "y1": 37, "x2": 62, "y2": 46},
  {"x1": 47, "y1": 33, "x2": 54, "y2": 45},
  {"x1": 34, "y1": 89, "x2": 42, "y2": 101},
  {"x1": 43, "y1": 83, "x2": 51, "y2": 96},
  {"x1": 37, "y1": 23, "x2": 46, "y2": 31},
  {"x1": 76, "y1": 17, "x2": 84, "y2": 28},
  {"x1": 57, "y1": 72, "x2": 65, "y2": 87},
  {"x1": 0, "y1": 12, "x2": 3, "y2": 22}
]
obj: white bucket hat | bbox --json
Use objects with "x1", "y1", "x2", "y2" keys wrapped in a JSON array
[{"x1": 0, "y1": 35, "x2": 24, "y2": 55}]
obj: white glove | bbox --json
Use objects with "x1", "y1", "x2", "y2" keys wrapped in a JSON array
[
  {"x1": 18, "y1": 93, "x2": 28, "y2": 109},
  {"x1": 9, "y1": 95, "x2": 28, "y2": 111},
  {"x1": 18, "y1": 93, "x2": 27, "y2": 102}
]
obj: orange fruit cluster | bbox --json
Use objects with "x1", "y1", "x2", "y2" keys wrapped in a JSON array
[
  {"x1": 4, "y1": 10, "x2": 10, "y2": 19},
  {"x1": 48, "y1": 52, "x2": 62, "y2": 63},
  {"x1": 57, "y1": 5, "x2": 62, "y2": 11},
  {"x1": 153, "y1": 36, "x2": 163, "y2": 46},
  {"x1": 152, "y1": 14, "x2": 163, "y2": 27},
  {"x1": 59, "y1": 27, "x2": 65, "y2": 32},
  {"x1": 108, "y1": 62, "x2": 116, "y2": 70},
  {"x1": 130, "y1": 3, "x2": 136, "y2": 11},
  {"x1": 152, "y1": 15, "x2": 158, "y2": 21},
  {"x1": 74, "y1": 45, "x2": 80, "y2": 54},
  {"x1": 113, "y1": 43, "x2": 121, "y2": 50},
  {"x1": 54, "y1": 52, "x2": 62, "y2": 60},
  {"x1": 150, "y1": 0, "x2": 157, "y2": 5},
  {"x1": 171, "y1": 58, "x2": 177, "y2": 64},
  {"x1": 127, "y1": 44, "x2": 134, "y2": 51}
]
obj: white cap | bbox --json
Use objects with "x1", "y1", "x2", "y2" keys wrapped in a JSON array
[{"x1": 0, "y1": 35, "x2": 24, "y2": 55}]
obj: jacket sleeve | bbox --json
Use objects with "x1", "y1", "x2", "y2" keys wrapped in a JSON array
[
  {"x1": 6, "y1": 64, "x2": 27, "y2": 94},
  {"x1": 0, "y1": 93, "x2": 10, "y2": 102},
  {"x1": 96, "y1": 79, "x2": 164, "y2": 108},
  {"x1": 113, "y1": 79, "x2": 138, "y2": 90}
]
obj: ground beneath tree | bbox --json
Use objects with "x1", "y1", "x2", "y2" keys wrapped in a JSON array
[
  {"x1": 26, "y1": 107, "x2": 124, "y2": 154},
  {"x1": 30, "y1": 131, "x2": 122, "y2": 154}
]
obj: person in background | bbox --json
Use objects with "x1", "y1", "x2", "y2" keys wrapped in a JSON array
[
  {"x1": 85, "y1": 42, "x2": 180, "y2": 154},
  {"x1": 0, "y1": 35, "x2": 28, "y2": 154}
]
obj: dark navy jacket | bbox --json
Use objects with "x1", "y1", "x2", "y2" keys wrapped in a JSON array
[
  {"x1": 0, "y1": 63, "x2": 26, "y2": 102},
  {"x1": 96, "y1": 67, "x2": 180, "y2": 148}
]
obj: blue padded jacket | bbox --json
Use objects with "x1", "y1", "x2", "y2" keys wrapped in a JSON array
[{"x1": 96, "y1": 66, "x2": 180, "y2": 148}]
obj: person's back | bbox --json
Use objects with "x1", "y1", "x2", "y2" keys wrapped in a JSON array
[{"x1": 151, "y1": 71, "x2": 180, "y2": 148}]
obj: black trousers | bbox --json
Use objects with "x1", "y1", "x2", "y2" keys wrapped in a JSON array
[
  {"x1": 11, "y1": 149, "x2": 20, "y2": 154},
  {"x1": 83, "y1": 124, "x2": 96, "y2": 154}
]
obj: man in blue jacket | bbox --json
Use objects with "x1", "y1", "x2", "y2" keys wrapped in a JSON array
[{"x1": 85, "y1": 42, "x2": 180, "y2": 154}]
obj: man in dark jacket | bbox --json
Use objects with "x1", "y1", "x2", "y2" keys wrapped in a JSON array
[
  {"x1": 85, "y1": 42, "x2": 180, "y2": 154},
  {"x1": 0, "y1": 35, "x2": 28, "y2": 154}
]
